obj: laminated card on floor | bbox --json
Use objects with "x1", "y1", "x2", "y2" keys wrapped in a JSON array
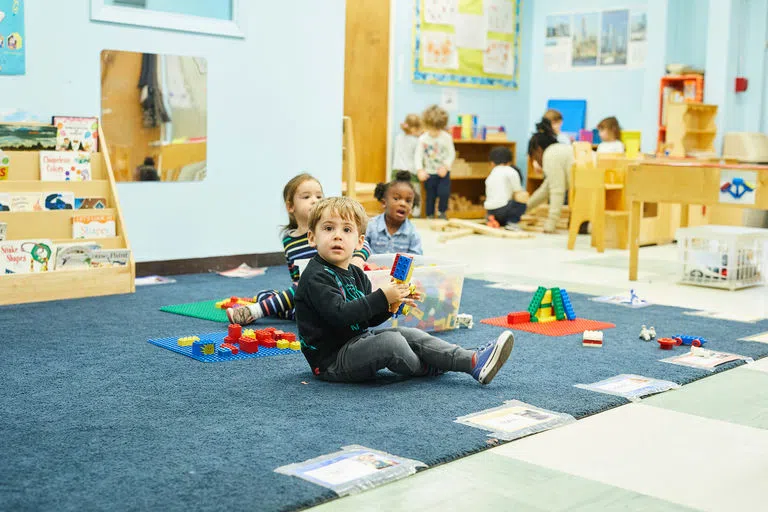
[
  {"x1": 660, "y1": 348, "x2": 753, "y2": 372},
  {"x1": 575, "y1": 374, "x2": 680, "y2": 401},
  {"x1": 455, "y1": 400, "x2": 575, "y2": 441},
  {"x1": 274, "y1": 445, "x2": 426, "y2": 496}
]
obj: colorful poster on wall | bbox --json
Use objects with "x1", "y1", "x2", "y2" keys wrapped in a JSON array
[
  {"x1": 544, "y1": 7, "x2": 647, "y2": 72},
  {"x1": 544, "y1": 14, "x2": 572, "y2": 72},
  {"x1": 599, "y1": 10, "x2": 629, "y2": 66},
  {"x1": 572, "y1": 13, "x2": 599, "y2": 67},
  {"x1": 413, "y1": 0, "x2": 522, "y2": 89},
  {"x1": 0, "y1": 0, "x2": 24, "y2": 75}
]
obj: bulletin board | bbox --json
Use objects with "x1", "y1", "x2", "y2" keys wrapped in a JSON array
[{"x1": 412, "y1": 0, "x2": 521, "y2": 90}]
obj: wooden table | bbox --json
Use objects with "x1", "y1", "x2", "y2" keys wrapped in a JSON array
[{"x1": 627, "y1": 160, "x2": 768, "y2": 280}]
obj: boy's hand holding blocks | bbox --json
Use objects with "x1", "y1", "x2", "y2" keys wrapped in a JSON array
[{"x1": 388, "y1": 254, "x2": 419, "y2": 317}]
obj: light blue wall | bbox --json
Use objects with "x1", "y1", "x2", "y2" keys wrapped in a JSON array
[
  {"x1": 6, "y1": 0, "x2": 346, "y2": 262},
  {"x1": 390, "y1": 0, "x2": 533, "y2": 171},
  {"x1": 528, "y1": 0, "x2": 669, "y2": 153},
  {"x1": 666, "y1": 0, "x2": 708, "y2": 69}
]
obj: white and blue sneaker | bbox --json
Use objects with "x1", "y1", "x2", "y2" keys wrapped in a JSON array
[{"x1": 471, "y1": 331, "x2": 515, "y2": 385}]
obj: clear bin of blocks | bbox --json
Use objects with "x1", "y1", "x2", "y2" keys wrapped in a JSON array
[
  {"x1": 365, "y1": 253, "x2": 467, "y2": 332},
  {"x1": 676, "y1": 225, "x2": 768, "y2": 290}
]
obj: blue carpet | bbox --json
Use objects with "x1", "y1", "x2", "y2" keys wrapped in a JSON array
[{"x1": 2, "y1": 267, "x2": 767, "y2": 511}]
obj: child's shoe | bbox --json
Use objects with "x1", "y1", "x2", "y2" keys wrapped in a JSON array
[
  {"x1": 438, "y1": 212, "x2": 448, "y2": 220},
  {"x1": 471, "y1": 331, "x2": 514, "y2": 385},
  {"x1": 504, "y1": 222, "x2": 522, "y2": 232},
  {"x1": 227, "y1": 305, "x2": 255, "y2": 325}
]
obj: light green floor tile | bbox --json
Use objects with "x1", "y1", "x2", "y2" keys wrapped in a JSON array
[
  {"x1": 468, "y1": 272, "x2": 623, "y2": 297},
  {"x1": 644, "y1": 369, "x2": 768, "y2": 430},
  {"x1": 307, "y1": 452, "x2": 694, "y2": 512},
  {"x1": 572, "y1": 256, "x2": 677, "y2": 276}
]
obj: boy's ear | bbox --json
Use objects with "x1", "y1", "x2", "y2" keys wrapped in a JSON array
[
  {"x1": 307, "y1": 230, "x2": 316, "y2": 247},
  {"x1": 356, "y1": 234, "x2": 365, "y2": 250}
]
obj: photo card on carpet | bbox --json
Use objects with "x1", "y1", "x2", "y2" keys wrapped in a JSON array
[
  {"x1": 575, "y1": 374, "x2": 680, "y2": 401},
  {"x1": 455, "y1": 400, "x2": 575, "y2": 441}
]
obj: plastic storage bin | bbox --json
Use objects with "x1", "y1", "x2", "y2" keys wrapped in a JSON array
[
  {"x1": 676, "y1": 225, "x2": 768, "y2": 290},
  {"x1": 365, "y1": 253, "x2": 467, "y2": 332}
]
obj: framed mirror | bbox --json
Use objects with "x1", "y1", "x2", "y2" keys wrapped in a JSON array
[
  {"x1": 100, "y1": 50, "x2": 207, "y2": 182},
  {"x1": 91, "y1": 0, "x2": 243, "y2": 38}
]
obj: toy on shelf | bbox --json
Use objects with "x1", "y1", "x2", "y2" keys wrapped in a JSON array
[
  {"x1": 582, "y1": 330, "x2": 603, "y2": 348},
  {"x1": 638, "y1": 325, "x2": 656, "y2": 341},
  {"x1": 390, "y1": 254, "x2": 416, "y2": 317}
]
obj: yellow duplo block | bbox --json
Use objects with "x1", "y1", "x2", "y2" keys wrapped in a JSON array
[
  {"x1": 542, "y1": 290, "x2": 552, "y2": 304},
  {"x1": 202, "y1": 343, "x2": 215, "y2": 355},
  {"x1": 243, "y1": 329, "x2": 255, "y2": 337},
  {"x1": 434, "y1": 318, "x2": 446, "y2": 329},
  {"x1": 538, "y1": 316, "x2": 557, "y2": 323},
  {"x1": 276, "y1": 339, "x2": 289, "y2": 350},
  {"x1": 289, "y1": 341, "x2": 301, "y2": 351},
  {"x1": 214, "y1": 301, "x2": 226, "y2": 309},
  {"x1": 177, "y1": 336, "x2": 199, "y2": 346},
  {"x1": 411, "y1": 308, "x2": 425, "y2": 320}
]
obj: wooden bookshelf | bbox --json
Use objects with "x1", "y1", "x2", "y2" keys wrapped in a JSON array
[{"x1": 0, "y1": 123, "x2": 135, "y2": 305}]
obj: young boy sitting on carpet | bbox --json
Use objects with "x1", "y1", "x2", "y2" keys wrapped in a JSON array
[{"x1": 294, "y1": 196, "x2": 515, "y2": 385}]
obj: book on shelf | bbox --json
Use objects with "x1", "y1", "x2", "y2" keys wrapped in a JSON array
[
  {"x1": 53, "y1": 242, "x2": 102, "y2": 270},
  {"x1": 72, "y1": 214, "x2": 116, "y2": 239},
  {"x1": 0, "y1": 149, "x2": 9, "y2": 180},
  {"x1": 0, "y1": 192, "x2": 9, "y2": 211},
  {"x1": 0, "y1": 222, "x2": 6, "y2": 241},
  {"x1": 39, "y1": 151, "x2": 92, "y2": 181},
  {"x1": 75, "y1": 197, "x2": 106, "y2": 209},
  {"x1": 43, "y1": 192, "x2": 75, "y2": 210},
  {"x1": 52, "y1": 116, "x2": 99, "y2": 152},
  {"x1": 2, "y1": 192, "x2": 43, "y2": 212},
  {"x1": 90, "y1": 249, "x2": 131, "y2": 268},
  {"x1": 0, "y1": 239, "x2": 54, "y2": 274},
  {"x1": 0, "y1": 123, "x2": 57, "y2": 151}
]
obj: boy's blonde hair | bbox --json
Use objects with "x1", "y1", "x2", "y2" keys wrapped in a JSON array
[
  {"x1": 401, "y1": 114, "x2": 422, "y2": 133},
  {"x1": 543, "y1": 109, "x2": 563, "y2": 123},
  {"x1": 308, "y1": 197, "x2": 368, "y2": 236},
  {"x1": 597, "y1": 116, "x2": 622, "y2": 140},
  {"x1": 422, "y1": 104, "x2": 449, "y2": 130}
]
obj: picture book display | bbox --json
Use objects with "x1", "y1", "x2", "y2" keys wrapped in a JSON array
[
  {"x1": 39, "y1": 151, "x2": 91, "y2": 181},
  {"x1": 72, "y1": 214, "x2": 116, "y2": 239},
  {"x1": 43, "y1": 192, "x2": 74, "y2": 210},
  {"x1": 0, "y1": 239, "x2": 54, "y2": 273},
  {"x1": 90, "y1": 249, "x2": 130, "y2": 268},
  {"x1": 53, "y1": 242, "x2": 102, "y2": 270},
  {"x1": 75, "y1": 197, "x2": 106, "y2": 209},
  {"x1": 53, "y1": 116, "x2": 99, "y2": 152}
]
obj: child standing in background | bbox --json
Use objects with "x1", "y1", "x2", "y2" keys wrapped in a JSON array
[
  {"x1": 544, "y1": 109, "x2": 572, "y2": 145},
  {"x1": 484, "y1": 146, "x2": 528, "y2": 231},
  {"x1": 391, "y1": 114, "x2": 422, "y2": 179},
  {"x1": 415, "y1": 105, "x2": 455, "y2": 220},
  {"x1": 367, "y1": 171, "x2": 423, "y2": 255},
  {"x1": 525, "y1": 119, "x2": 574, "y2": 234},
  {"x1": 227, "y1": 173, "x2": 371, "y2": 325},
  {"x1": 597, "y1": 116, "x2": 625, "y2": 153},
  {"x1": 295, "y1": 196, "x2": 515, "y2": 385}
]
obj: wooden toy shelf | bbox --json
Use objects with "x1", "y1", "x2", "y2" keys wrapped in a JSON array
[
  {"x1": 0, "y1": 125, "x2": 135, "y2": 305},
  {"x1": 420, "y1": 139, "x2": 516, "y2": 219}
]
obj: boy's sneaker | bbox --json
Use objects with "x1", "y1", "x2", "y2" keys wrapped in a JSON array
[
  {"x1": 438, "y1": 212, "x2": 448, "y2": 220},
  {"x1": 471, "y1": 331, "x2": 514, "y2": 385},
  {"x1": 504, "y1": 222, "x2": 522, "y2": 232},
  {"x1": 227, "y1": 305, "x2": 255, "y2": 325}
]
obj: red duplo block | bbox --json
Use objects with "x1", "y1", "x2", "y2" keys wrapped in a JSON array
[
  {"x1": 264, "y1": 327, "x2": 276, "y2": 334},
  {"x1": 282, "y1": 332, "x2": 296, "y2": 342},
  {"x1": 240, "y1": 338, "x2": 259, "y2": 354},
  {"x1": 224, "y1": 324, "x2": 242, "y2": 342},
  {"x1": 507, "y1": 311, "x2": 530, "y2": 324},
  {"x1": 257, "y1": 331, "x2": 273, "y2": 345},
  {"x1": 262, "y1": 339, "x2": 277, "y2": 349},
  {"x1": 221, "y1": 342, "x2": 239, "y2": 355}
]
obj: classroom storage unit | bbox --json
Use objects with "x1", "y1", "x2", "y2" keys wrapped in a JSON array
[
  {"x1": 664, "y1": 103, "x2": 718, "y2": 158},
  {"x1": 656, "y1": 74, "x2": 705, "y2": 153}
]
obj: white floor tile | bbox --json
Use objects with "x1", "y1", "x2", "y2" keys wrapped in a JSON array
[
  {"x1": 742, "y1": 356, "x2": 768, "y2": 373},
  {"x1": 491, "y1": 403, "x2": 768, "y2": 512}
]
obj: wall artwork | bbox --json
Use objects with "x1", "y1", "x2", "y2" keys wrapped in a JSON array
[
  {"x1": 544, "y1": 6, "x2": 647, "y2": 72},
  {"x1": 413, "y1": 0, "x2": 522, "y2": 90},
  {"x1": 0, "y1": 0, "x2": 25, "y2": 75}
]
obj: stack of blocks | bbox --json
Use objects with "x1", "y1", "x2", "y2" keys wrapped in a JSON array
[
  {"x1": 184, "y1": 324, "x2": 301, "y2": 358},
  {"x1": 514, "y1": 286, "x2": 576, "y2": 324},
  {"x1": 390, "y1": 254, "x2": 415, "y2": 318},
  {"x1": 214, "y1": 296, "x2": 256, "y2": 310},
  {"x1": 582, "y1": 330, "x2": 603, "y2": 348}
]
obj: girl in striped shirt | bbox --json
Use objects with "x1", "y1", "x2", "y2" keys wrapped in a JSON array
[{"x1": 227, "y1": 173, "x2": 371, "y2": 325}]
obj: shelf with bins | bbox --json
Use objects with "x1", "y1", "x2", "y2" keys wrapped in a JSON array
[
  {"x1": 0, "y1": 126, "x2": 135, "y2": 305},
  {"x1": 422, "y1": 139, "x2": 516, "y2": 219},
  {"x1": 657, "y1": 74, "x2": 705, "y2": 153}
]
